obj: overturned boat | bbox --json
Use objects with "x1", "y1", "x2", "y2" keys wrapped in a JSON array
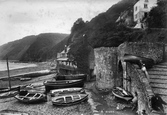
[
  {"x1": 44, "y1": 79, "x2": 84, "y2": 92},
  {"x1": 54, "y1": 74, "x2": 87, "y2": 81},
  {"x1": 14, "y1": 90, "x2": 47, "y2": 103},
  {"x1": 112, "y1": 87, "x2": 133, "y2": 101},
  {"x1": 123, "y1": 54, "x2": 154, "y2": 69},
  {"x1": 52, "y1": 93, "x2": 88, "y2": 106},
  {"x1": 50, "y1": 87, "x2": 85, "y2": 97}
]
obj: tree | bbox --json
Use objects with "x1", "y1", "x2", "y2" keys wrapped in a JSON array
[{"x1": 147, "y1": 0, "x2": 167, "y2": 28}]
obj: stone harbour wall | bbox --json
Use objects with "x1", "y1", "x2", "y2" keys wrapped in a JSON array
[
  {"x1": 94, "y1": 47, "x2": 117, "y2": 90},
  {"x1": 118, "y1": 42, "x2": 164, "y2": 64},
  {"x1": 126, "y1": 62, "x2": 154, "y2": 115}
]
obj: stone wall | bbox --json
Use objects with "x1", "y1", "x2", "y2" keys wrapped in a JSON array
[
  {"x1": 118, "y1": 42, "x2": 164, "y2": 64},
  {"x1": 126, "y1": 62, "x2": 154, "y2": 115},
  {"x1": 94, "y1": 47, "x2": 117, "y2": 90}
]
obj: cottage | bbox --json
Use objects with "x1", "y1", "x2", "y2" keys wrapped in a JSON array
[{"x1": 133, "y1": 0, "x2": 157, "y2": 28}]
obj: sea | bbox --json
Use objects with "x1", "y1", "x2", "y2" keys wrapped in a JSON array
[{"x1": 0, "y1": 60, "x2": 37, "y2": 72}]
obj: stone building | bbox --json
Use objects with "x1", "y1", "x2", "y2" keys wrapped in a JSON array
[{"x1": 133, "y1": 0, "x2": 157, "y2": 28}]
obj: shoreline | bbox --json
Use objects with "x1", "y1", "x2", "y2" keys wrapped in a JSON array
[{"x1": 0, "y1": 62, "x2": 51, "y2": 78}]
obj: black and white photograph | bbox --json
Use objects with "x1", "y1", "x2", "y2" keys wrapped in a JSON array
[{"x1": 0, "y1": 0, "x2": 167, "y2": 115}]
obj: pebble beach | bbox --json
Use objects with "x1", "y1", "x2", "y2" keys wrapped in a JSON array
[{"x1": 0, "y1": 62, "x2": 136, "y2": 115}]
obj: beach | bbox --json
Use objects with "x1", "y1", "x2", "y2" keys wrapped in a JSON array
[
  {"x1": 0, "y1": 61, "x2": 51, "y2": 78},
  {"x1": 0, "y1": 62, "x2": 136, "y2": 115}
]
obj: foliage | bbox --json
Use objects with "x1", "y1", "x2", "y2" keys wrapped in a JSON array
[{"x1": 147, "y1": 0, "x2": 167, "y2": 28}]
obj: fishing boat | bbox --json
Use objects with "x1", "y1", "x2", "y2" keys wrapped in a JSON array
[
  {"x1": 50, "y1": 87, "x2": 85, "y2": 97},
  {"x1": 14, "y1": 90, "x2": 47, "y2": 103},
  {"x1": 52, "y1": 93, "x2": 88, "y2": 106},
  {"x1": 123, "y1": 54, "x2": 154, "y2": 69},
  {"x1": 112, "y1": 87, "x2": 133, "y2": 101},
  {"x1": 44, "y1": 79, "x2": 84, "y2": 92},
  {"x1": 54, "y1": 74, "x2": 87, "y2": 81}
]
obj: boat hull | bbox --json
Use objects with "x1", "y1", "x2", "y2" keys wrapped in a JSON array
[
  {"x1": 55, "y1": 74, "x2": 87, "y2": 81},
  {"x1": 52, "y1": 94, "x2": 88, "y2": 106},
  {"x1": 44, "y1": 79, "x2": 84, "y2": 92},
  {"x1": 14, "y1": 91, "x2": 47, "y2": 104},
  {"x1": 50, "y1": 88, "x2": 85, "y2": 97},
  {"x1": 123, "y1": 54, "x2": 154, "y2": 69},
  {"x1": 112, "y1": 87, "x2": 133, "y2": 101}
]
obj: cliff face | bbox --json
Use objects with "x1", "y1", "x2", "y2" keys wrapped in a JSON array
[{"x1": 0, "y1": 33, "x2": 69, "y2": 62}]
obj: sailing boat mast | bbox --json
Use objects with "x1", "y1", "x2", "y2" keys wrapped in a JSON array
[{"x1": 6, "y1": 57, "x2": 11, "y2": 90}]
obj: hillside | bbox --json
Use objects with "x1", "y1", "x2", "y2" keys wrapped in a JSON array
[
  {"x1": 68, "y1": 0, "x2": 167, "y2": 74},
  {"x1": 0, "y1": 35, "x2": 37, "y2": 60},
  {"x1": 68, "y1": 0, "x2": 138, "y2": 73},
  {"x1": 0, "y1": 33, "x2": 69, "y2": 62}
]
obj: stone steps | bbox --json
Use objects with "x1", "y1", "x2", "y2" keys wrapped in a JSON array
[
  {"x1": 152, "y1": 88, "x2": 167, "y2": 96},
  {"x1": 153, "y1": 65, "x2": 167, "y2": 68},
  {"x1": 150, "y1": 83, "x2": 167, "y2": 89},
  {"x1": 148, "y1": 71, "x2": 167, "y2": 75},
  {"x1": 149, "y1": 75, "x2": 167, "y2": 79},
  {"x1": 149, "y1": 68, "x2": 167, "y2": 71},
  {"x1": 150, "y1": 79, "x2": 167, "y2": 84},
  {"x1": 148, "y1": 62, "x2": 167, "y2": 113}
]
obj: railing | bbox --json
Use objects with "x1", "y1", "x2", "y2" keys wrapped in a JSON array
[
  {"x1": 58, "y1": 64, "x2": 77, "y2": 71},
  {"x1": 57, "y1": 53, "x2": 68, "y2": 59}
]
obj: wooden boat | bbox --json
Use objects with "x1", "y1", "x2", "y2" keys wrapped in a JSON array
[
  {"x1": 50, "y1": 87, "x2": 85, "y2": 97},
  {"x1": 0, "y1": 91, "x2": 18, "y2": 98},
  {"x1": 14, "y1": 90, "x2": 47, "y2": 103},
  {"x1": 0, "y1": 85, "x2": 27, "y2": 94},
  {"x1": 123, "y1": 54, "x2": 154, "y2": 69},
  {"x1": 20, "y1": 77, "x2": 32, "y2": 81},
  {"x1": 52, "y1": 93, "x2": 88, "y2": 106},
  {"x1": 55, "y1": 74, "x2": 87, "y2": 81},
  {"x1": 112, "y1": 87, "x2": 133, "y2": 101},
  {"x1": 44, "y1": 79, "x2": 84, "y2": 92}
]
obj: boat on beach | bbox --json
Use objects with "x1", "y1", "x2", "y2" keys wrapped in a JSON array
[
  {"x1": 123, "y1": 54, "x2": 154, "y2": 69},
  {"x1": 0, "y1": 85, "x2": 27, "y2": 94},
  {"x1": 54, "y1": 74, "x2": 87, "y2": 81},
  {"x1": 14, "y1": 90, "x2": 47, "y2": 103},
  {"x1": 50, "y1": 87, "x2": 85, "y2": 97},
  {"x1": 112, "y1": 87, "x2": 133, "y2": 101},
  {"x1": 44, "y1": 79, "x2": 84, "y2": 92},
  {"x1": 52, "y1": 93, "x2": 88, "y2": 106}
]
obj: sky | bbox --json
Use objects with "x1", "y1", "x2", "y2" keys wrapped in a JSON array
[{"x1": 0, "y1": 0, "x2": 121, "y2": 45}]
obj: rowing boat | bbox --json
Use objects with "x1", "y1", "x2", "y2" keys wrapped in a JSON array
[
  {"x1": 14, "y1": 90, "x2": 47, "y2": 103},
  {"x1": 52, "y1": 93, "x2": 88, "y2": 106},
  {"x1": 50, "y1": 87, "x2": 85, "y2": 97}
]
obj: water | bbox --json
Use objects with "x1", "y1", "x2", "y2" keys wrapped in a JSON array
[{"x1": 0, "y1": 60, "x2": 37, "y2": 72}]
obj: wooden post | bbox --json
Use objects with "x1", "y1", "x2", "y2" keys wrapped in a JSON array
[
  {"x1": 6, "y1": 57, "x2": 11, "y2": 90},
  {"x1": 122, "y1": 61, "x2": 127, "y2": 90}
]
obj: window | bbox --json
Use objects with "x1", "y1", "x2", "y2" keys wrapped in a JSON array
[
  {"x1": 145, "y1": 0, "x2": 148, "y2": 2},
  {"x1": 144, "y1": 4, "x2": 148, "y2": 8},
  {"x1": 135, "y1": 14, "x2": 137, "y2": 20},
  {"x1": 135, "y1": 6, "x2": 137, "y2": 11}
]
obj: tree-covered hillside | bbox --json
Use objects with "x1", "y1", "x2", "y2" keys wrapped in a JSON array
[{"x1": 0, "y1": 33, "x2": 69, "y2": 62}]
